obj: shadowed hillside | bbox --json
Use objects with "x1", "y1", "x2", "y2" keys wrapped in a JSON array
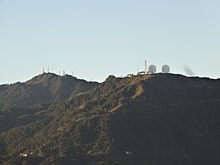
[
  {"x1": 0, "y1": 73, "x2": 99, "y2": 110},
  {"x1": 1, "y1": 74, "x2": 220, "y2": 165}
]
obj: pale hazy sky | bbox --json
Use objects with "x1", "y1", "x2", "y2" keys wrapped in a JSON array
[{"x1": 1, "y1": 0, "x2": 220, "y2": 84}]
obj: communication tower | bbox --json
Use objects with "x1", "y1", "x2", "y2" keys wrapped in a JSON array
[{"x1": 145, "y1": 60, "x2": 147, "y2": 73}]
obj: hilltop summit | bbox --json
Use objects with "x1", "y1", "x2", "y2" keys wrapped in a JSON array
[{"x1": 0, "y1": 73, "x2": 99, "y2": 110}]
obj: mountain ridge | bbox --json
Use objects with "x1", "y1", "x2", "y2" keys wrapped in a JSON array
[
  {"x1": 1, "y1": 73, "x2": 220, "y2": 165},
  {"x1": 0, "y1": 73, "x2": 99, "y2": 110}
]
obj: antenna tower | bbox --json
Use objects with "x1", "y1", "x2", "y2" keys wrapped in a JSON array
[{"x1": 145, "y1": 60, "x2": 147, "y2": 73}]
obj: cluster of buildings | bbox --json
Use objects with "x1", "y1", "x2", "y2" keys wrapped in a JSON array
[
  {"x1": 127, "y1": 61, "x2": 170, "y2": 77},
  {"x1": 138, "y1": 60, "x2": 170, "y2": 75}
]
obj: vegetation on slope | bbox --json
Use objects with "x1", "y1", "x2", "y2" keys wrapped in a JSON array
[
  {"x1": 0, "y1": 73, "x2": 99, "y2": 110},
  {"x1": 1, "y1": 74, "x2": 220, "y2": 165}
]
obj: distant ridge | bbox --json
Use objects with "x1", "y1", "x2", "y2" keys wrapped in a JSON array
[{"x1": 0, "y1": 73, "x2": 99, "y2": 110}]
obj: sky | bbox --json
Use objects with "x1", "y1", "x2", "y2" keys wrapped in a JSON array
[{"x1": 0, "y1": 0, "x2": 220, "y2": 84}]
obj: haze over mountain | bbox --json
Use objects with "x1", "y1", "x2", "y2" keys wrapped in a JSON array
[{"x1": 1, "y1": 73, "x2": 220, "y2": 165}]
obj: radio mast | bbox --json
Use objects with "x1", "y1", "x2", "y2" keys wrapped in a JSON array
[{"x1": 145, "y1": 60, "x2": 147, "y2": 73}]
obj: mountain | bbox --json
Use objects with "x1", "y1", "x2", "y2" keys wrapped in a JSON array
[
  {"x1": 1, "y1": 73, "x2": 220, "y2": 165},
  {"x1": 0, "y1": 73, "x2": 99, "y2": 110}
]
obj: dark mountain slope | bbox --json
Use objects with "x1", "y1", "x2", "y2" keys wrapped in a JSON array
[
  {"x1": 0, "y1": 73, "x2": 99, "y2": 110},
  {"x1": 1, "y1": 74, "x2": 220, "y2": 165}
]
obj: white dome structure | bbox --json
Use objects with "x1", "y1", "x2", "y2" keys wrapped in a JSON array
[
  {"x1": 162, "y1": 65, "x2": 170, "y2": 73},
  {"x1": 148, "y1": 65, "x2": 157, "y2": 74}
]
